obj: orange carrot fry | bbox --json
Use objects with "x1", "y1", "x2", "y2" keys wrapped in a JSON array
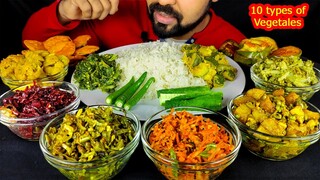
[{"x1": 149, "y1": 108, "x2": 234, "y2": 164}]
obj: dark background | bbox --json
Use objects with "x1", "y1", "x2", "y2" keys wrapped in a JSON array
[
  {"x1": 0, "y1": 0, "x2": 319, "y2": 61},
  {"x1": 0, "y1": 0, "x2": 54, "y2": 59}
]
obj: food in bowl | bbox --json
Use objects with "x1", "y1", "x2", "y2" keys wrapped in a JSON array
[
  {"x1": 234, "y1": 36, "x2": 278, "y2": 65},
  {"x1": 227, "y1": 88, "x2": 320, "y2": 161},
  {"x1": 141, "y1": 107, "x2": 241, "y2": 179},
  {"x1": 39, "y1": 105, "x2": 141, "y2": 179},
  {"x1": 0, "y1": 81, "x2": 80, "y2": 140},
  {"x1": 250, "y1": 55, "x2": 320, "y2": 100},
  {"x1": 0, "y1": 50, "x2": 69, "y2": 89}
]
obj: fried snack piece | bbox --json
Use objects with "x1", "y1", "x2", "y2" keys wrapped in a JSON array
[
  {"x1": 73, "y1": 35, "x2": 91, "y2": 48},
  {"x1": 270, "y1": 46, "x2": 302, "y2": 57},
  {"x1": 55, "y1": 41, "x2": 76, "y2": 56},
  {"x1": 68, "y1": 54, "x2": 86, "y2": 61},
  {"x1": 24, "y1": 35, "x2": 99, "y2": 62},
  {"x1": 44, "y1": 35, "x2": 71, "y2": 49},
  {"x1": 44, "y1": 36, "x2": 74, "y2": 54},
  {"x1": 75, "y1": 45, "x2": 100, "y2": 56},
  {"x1": 24, "y1": 40, "x2": 46, "y2": 50}
]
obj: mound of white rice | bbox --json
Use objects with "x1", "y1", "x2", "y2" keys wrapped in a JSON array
[{"x1": 114, "y1": 41, "x2": 206, "y2": 100}]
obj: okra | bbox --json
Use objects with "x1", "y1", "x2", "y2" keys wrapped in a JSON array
[
  {"x1": 124, "y1": 77, "x2": 156, "y2": 110},
  {"x1": 167, "y1": 90, "x2": 217, "y2": 101},
  {"x1": 115, "y1": 72, "x2": 147, "y2": 107},
  {"x1": 164, "y1": 92, "x2": 223, "y2": 111},
  {"x1": 157, "y1": 86, "x2": 211, "y2": 105},
  {"x1": 106, "y1": 77, "x2": 135, "y2": 105}
]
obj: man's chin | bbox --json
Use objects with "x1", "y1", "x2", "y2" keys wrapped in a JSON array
[
  {"x1": 155, "y1": 21, "x2": 175, "y2": 30},
  {"x1": 153, "y1": 29, "x2": 173, "y2": 38},
  {"x1": 153, "y1": 25, "x2": 170, "y2": 37}
]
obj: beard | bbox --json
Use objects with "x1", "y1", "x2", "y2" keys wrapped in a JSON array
[{"x1": 148, "y1": 3, "x2": 210, "y2": 38}]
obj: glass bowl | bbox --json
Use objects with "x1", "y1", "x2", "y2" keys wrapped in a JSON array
[
  {"x1": 141, "y1": 107, "x2": 242, "y2": 180},
  {"x1": 39, "y1": 105, "x2": 141, "y2": 179},
  {"x1": 0, "y1": 81, "x2": 80, "y2": 140},
  {"x1": 1, "y1": 66, "x2": 68, "y2": 90},
  {"x1": 227, "y1": 89, "x2": 320, "y2": 161},
  {"x1": 250, "y1": 62, "x2": 320, "y2": 101}
]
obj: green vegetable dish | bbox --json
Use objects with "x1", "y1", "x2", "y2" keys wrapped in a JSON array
[
  {"x1": 252, "y1": 56, "x2": 318, "y2": 87},
  {"x1": 106, "y1": 71, "x2": 156, "y2": 110},
  {"x1": 73, "y1": 54, "x2": 122, "y2": 93},
  {"x1": 157, "y1": 85, "x2": 223, "y2": 111},
  {"x1": 44, "y1": 106, "x2": 136, "y2": 179}
]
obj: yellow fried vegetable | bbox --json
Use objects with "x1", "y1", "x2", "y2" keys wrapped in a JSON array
[
  {"x1": 257, "y1": 118, "x2": 287, "y2": 136},
  {"x1": 246, "y1": 88, "x2": 266, "y2": 100},
  {"x1": 58, "y1": 55, "x2": 70, "y2": 65},
  {"x1": 232, "y1": 88, "x2": 320, "y2": 160},
  {"x1": 44, "y1": 53, "x2": 60, "y2": 67},
  {"x1": 233, "y1": 104, "x2": 251, "y2": 122},
  {"x1": 43, "y1": 54, "x2": 68, "y2": 75},
  {"x1": 290, "y1": 106, "x2": 305, "y2": 124},
  {"x1": 15, "y1": 63, "x2": 44, "y2": 80},
  {"x1": 198, "y1": 45, "x2": 216, "y2": 56},
  {"x1": 24, "y1": 50, "x2": 45, "y2": 67},
  {"x1": 202, "y1": 67, "x2": 217, "y2": 87},
  {"x1": 191, "y1": 62, "x2": 211, "y2": 77},
  {"x1": 44, "y1": 61, "x2": 65, "y2": 75},
  {"x1": 0, "y1": 50, "x2": 69, "y2": 81},
  {"x1": 232, "y1": 88, "x2": 320, "y2": 137},
  {"x1": 0, "y1": 55, "x2": 21, "y2": 77},
  {"x1": 181, "y1": 44, "x2": 237, "y2": 88},
  {"x1": 260, "y1": 96, "x2": 275, "y2": 113}
]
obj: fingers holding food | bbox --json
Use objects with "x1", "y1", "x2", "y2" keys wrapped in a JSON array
[
  {"x1": 106, "y1": 0, "x2": 119, "y2": 15},
  {"x1": 84, "y1": 0, "x2": 120, "y2": 19},
  {"x1": 58, "y1": 0, "x2": 119, "y2": 24}
]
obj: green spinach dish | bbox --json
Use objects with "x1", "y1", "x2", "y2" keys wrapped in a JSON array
[{"x1": 73, "y1": 54, "x2": 122, "y2": 93}]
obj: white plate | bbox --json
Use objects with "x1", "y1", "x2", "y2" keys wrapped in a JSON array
[{"x1": 71, "y1": 43, "x2": 246, "y2": 120}]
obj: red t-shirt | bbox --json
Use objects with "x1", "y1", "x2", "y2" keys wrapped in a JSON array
[{"x1": 22, "y1": 0, "x2": 246, "y2": 50}]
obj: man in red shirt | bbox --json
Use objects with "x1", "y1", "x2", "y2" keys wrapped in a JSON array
[{"x1": 22, "y1": 0, "x2": 246, "y2": 50}]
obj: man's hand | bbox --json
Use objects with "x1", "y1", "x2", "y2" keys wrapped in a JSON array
[{"x1": 58, "y1": 0, "x2": 119, "y2": 24}]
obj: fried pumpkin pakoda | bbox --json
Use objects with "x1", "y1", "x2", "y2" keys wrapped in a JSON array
[
  {"x1": 24, "y1": 40, "x2": 46, "y2": 51},
  {"x1": 72, "y1": 35, "x2": 91, "y2": 48},
  {"x1": 23, "y1": 35, "x2": 99, "y2": 62}
]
